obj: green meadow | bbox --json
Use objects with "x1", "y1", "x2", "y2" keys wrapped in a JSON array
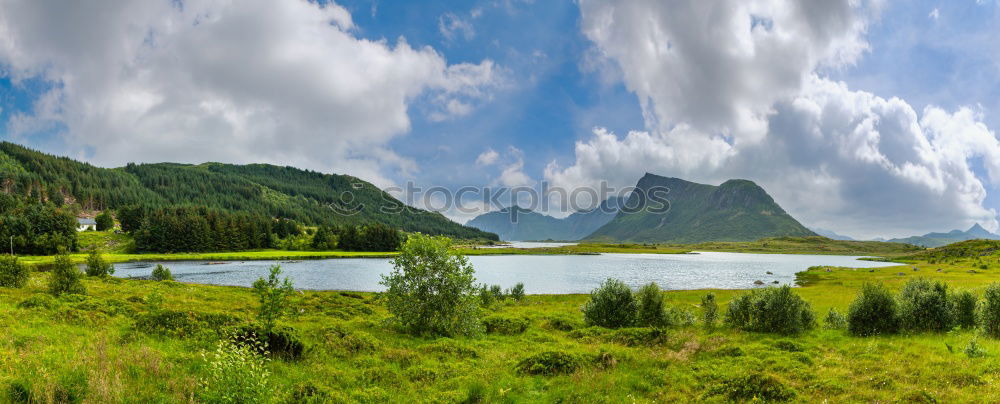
[{"x1": 3, "y1": 239, "x2": 1000, "y2": 402}]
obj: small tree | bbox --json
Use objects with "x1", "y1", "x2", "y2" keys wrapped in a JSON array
[
  {"x1": 252, "y1": 265, "x2": 295, "y2": 334},
  {"x1": 898, "y1": 278, "x2": 953, "y2": 332},
  {"x1": 701, "y1": 293, "x2": 719, "y2": 330},
  {"x1": 84, "y1": 250, "x2": 114, "y2": 277},
  {"x1": 952, "y1": 290, "x2": 977, "y2": 330},
  {"x1": 508, "y1": 282, "x2": 526, "y2": 302},
  {"x1": 724, "y1": 286, "x2": 815, "y2": 335},
  {"x1": 635, "y1": 282, "x2": 667, "y2": 327},
  {"x1": 847, "y1": 283, "x2": 899, "y2": 336},
  {"x1": 381, "y1": 234, "x2": 480, "y2": 336},
  {"x1": 95, "y1": 211, "x2": 114, "y2": 231},
  {"x1": 49, "y1": 252, "x2": 85, "y2": 296},
  {"x1": 982, "y1": 283, "x2": 1000, "y2": 338},
  {"x1": 0, "y1": 254, "x2": 29, "y2": 288},
  {"x1": 151, "y1": 264, "x2": 174, "y2": 281},
  {"x1": 582, "y1": 279, "x2": 637, "y2": 328}
]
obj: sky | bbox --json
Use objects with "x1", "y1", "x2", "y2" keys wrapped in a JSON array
[{"x1": 1, "y1": 0, "x2": 999, "y2": 240}]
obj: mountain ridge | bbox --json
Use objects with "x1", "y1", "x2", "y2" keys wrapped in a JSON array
[
  {"x1": 466, "y1": 196, "x2": 624, "y2": 241},
  {"x1": 887, "y1": 223, "x2": 1000, "y2": 247}
]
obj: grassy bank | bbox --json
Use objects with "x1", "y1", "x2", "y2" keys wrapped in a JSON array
[{"x1": 3, "y1": 241, "x2": 1000, "y2": 402}]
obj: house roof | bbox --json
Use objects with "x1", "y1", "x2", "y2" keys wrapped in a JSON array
[{"x1": 77, "y1": 218, "x2": 97, "y2": 225}]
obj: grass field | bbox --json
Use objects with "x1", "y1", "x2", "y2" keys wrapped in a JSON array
[{"x1": 2, "y1": 240, "x2": 999, "y2": 402}]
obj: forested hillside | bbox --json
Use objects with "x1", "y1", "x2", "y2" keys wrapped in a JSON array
[{"x1": 0, "y1": 142, "x2": 495, "y2": 242}]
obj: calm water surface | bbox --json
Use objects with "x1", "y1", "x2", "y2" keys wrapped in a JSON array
[{"x1": 112, "y1": 251, "x2": 899, "y2": 293}]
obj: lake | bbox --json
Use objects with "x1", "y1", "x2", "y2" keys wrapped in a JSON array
[{"x1": 111, "y1": 251, "x2": 900, "y2": 294}]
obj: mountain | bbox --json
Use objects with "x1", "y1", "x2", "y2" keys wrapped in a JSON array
[
  {"x1": 887, "y1": 224, "x2": 1000, "y2": 247},
  {"x1": 585, "y1": 173, "x2": 816, "y2": 243},
  {"x1": 0, "y1": 142, "x2": 496, "y2": 240},
  {"x1": 465, "y1": 197, "x2": 624, "y2": 241},
  {"x1": 810, "y1": 228, "x2": 855, "y2": 241}
]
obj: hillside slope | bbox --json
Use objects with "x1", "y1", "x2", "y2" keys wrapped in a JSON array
[
  {"x1": 0, "y1": 142, "x2": 495, "y2": 240},
  {"x1": 466, "y1": 197, "x2": 623, "y2": 241},
  {"x1": 587, "y1": 173, "x2": 815, "y2": 243},
  {"x1": 887, "y1": 224, "x2": 1000, "y2": 247}
]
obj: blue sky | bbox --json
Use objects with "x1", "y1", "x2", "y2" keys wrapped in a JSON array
[{"x1": 1, "y1": 0, "x2": 999, "y2": 238}]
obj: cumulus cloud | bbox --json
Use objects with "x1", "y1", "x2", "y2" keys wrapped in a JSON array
[
  {"x1": 475, "y1": 148, "x2": 500, "y2": 166},
  {"x1": 439, "y1": 12, "x2": 475, "y2": 41},
  {"x1": 0, "y1": 0, "x2": 501, "y2": 187},
  {"x1": 546, "y1": 0, "x2": 1000, "y2": 238}
]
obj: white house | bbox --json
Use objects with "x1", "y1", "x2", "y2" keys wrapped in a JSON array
[{"x1": 77, "y1": 218, "x2": 97, "y2": 232}]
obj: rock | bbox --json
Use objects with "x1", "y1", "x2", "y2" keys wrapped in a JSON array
[
  {"x1": 771, "y1": 280, "x2": 779, "y2": 284},
  {"x1": 753, "y1": 280, "x2": 765, "y2": 285},
  {"x1": 936, "y1": 268, "x2": 943, "y2": 272},
  {"x1": 968, "y1": 270, "x2": 978, "y2": 274},
  {"x1": 896, "y1": 272, "x2": 906, "y2": 276},
  {"x1": 912, "y1": 266, "x2": 919, "y2": 271},
  {"x1": 869, "y1": 269, "x2": 875, "y2": 273},
  {"x1": 766, "y1": 271, "x2": 773, "y2": 275},
  {"x1": 825, "y1": 268, "x2": 832, "y2": 272}
]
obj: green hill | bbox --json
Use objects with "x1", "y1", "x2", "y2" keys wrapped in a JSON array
[
  {"x1": 466, "y1": 197, "x2": 623, "y2": 241},
  {"x1": 887, "y1": 224, "x2": 1000, "y2": 247},
  {"x1": 0, "y1": 142, "x2": 495, "y2": 240},
  {"x1": 587, "y1": 173, "x2": 816, "y2": 243}
]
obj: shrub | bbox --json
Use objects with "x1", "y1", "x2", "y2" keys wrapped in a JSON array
[
  {"x1": 252, "y1": 265, "x2": 295, "y2": 334},
  {"x1": 965, "y1": 338, "x2": 987, "y2": 358},
  {"x1": 952, "y1": 290, "x2": 977, "y2": 330},
  {"x1": 515, "y1": 351, "x2": 581, "y2": 375},
  {"x1": 84, "y1": 250, "x2": 114, "y2": 277},
  {"x1": 897, "y1": 278, "x2": 954, "y2": 332},
  {"x1": 705, "y1": 373, "x2": 796, "y2": 402},
  {"x1": 200, "y1": 336, "x2": 272, "y2": 403},
  {"x1": 95, "y1": 211, "x2": 114, "y2": 231},
  {"x1": 848, "y1": 283, "x2": 899, "y2": 336},
  {"x1": 233, "y1": 325, "x2": 305, "y2": 360},
  {"x1": 48, "y1": 253, "x2": 85, "y2": 296},
  {"x1": 701, "y1": 293, "x2": 719, "y2": 330},
  {"x1": 635, "y1": 282, "x2": 667, "y2": 327},
  {"x1": 724, "y1": 286, "x2": 815, "y2": 335},
  {"x1": 380, "y1": 234, "x2": 481, "y2": 337},
  {"x1": 982, "y1": 283, "x2": 1000, "y2": 338},
  {"x1": 508, "y1": 282, "x2": 525, "y2": 301},
  {"x1": 481, "y1": 315, "x2": 529, "y2": 335},
  {"x1": 823, "y1": 308, "x2": 847, "y2": 330},
  {"x1": 546, "y1": 315, "x2": 581, "y2": 332},
  {"x1": 150, "y1": 264, "x2": 174, "y2": 281},
  {"x1": 0, "y1": 254, "x2": 29, "y2": 288},
  {"x1": 18, "y1": 294, "x2": 57, "y2": 310},
  {"x1": 582, "y1": 279, "x2": 637, "y2": 328}
]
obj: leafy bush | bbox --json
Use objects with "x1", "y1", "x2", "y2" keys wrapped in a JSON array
[
  {"x1": 705, "y1": 373, "x2": 796, "y2": 402},
  {"x1": 635, "y1": 282, "x2": 667, "y2": 327},
  {"x1": 95, "y1": 211, "x2": 114, "y2": 231},
  {"x1": 823, "y1": 308, "x2": 847, "y2": 330},
  {"x1": 508, "y1": 282, "x2": 525, "y2": 301},
  {"x1": 582, "y1": 279, "x2": 637, "y2": 328},
  {"x1": 18, "y1": 294, "x2": 57, "y2": 310},
  {"x1": 982, "y1": 283, "x2": 1000, "y2": 338},
  {"x1": 724, "y1": 286, "x2": 815, "y2": 334},
  {"x1": 380, "y1": 234, "x2": 481, "y2": 337},
  {"x1": 253, "y1": 265, "x2": 295, "y2": 334},
  {"x1": 848, "y1": 283, "x2": 900, "y2": 336},
  {"x1": 150, "y1": 264, "x2": 174, "y2": 281},
  {"x1": 898, "y1": 279, "x2": 953, "y2": 332},
  {"x1": 701, "y1": 293, "x2": 719, "y2": 330},
  {"x1": 515, "y1": 351, "x2": 582, "y2": 375},
  {"x1": 48, "y1": 253, "x2": 85, "y2": 296},
  {"x1": 200, "y1": 336, "x2": 272, "y2": 403},
  {"x1": 233, "y1": 325, "x2": 305, "y2": 360},
  {"x1": 952, "y1": 290, "x2": 977, "y2": 330},
  {"x1": 84, "y1": 249, "x2": 114, "y2": 277},
  {"x1": 965, "y1": 338, "x2": 987, "y2": 358},
  {"x1": 546, "y1": 315, "x2": 581, "y2": 332},
  {"x1": 478, "y1": 284, "x2": 506, "y2": 306},
  {"x1": 0, "y1": 254, "x2": 29, "y2": 288},
  {"x1": 481, "y1": 315, "x2": 529, "y2": 335}
]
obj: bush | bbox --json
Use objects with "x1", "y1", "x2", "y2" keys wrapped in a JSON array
[
  {"x1": 200, "y1": 336, "x2": 272, "y2": 403},
  {"x1": 952, "y1": 290, "x2": 977, "y2": 330},
  {"x1": 546, "y1": 315, "x2": 581, "y2": 332},
  {"x1": 724, "y1": 286, "x2": 815, "y2": 335},
  {"x1": 481, "y1": 315, "x2": 529, "y2": 335},
  {"x1": 0, "y1": 254, "x2": 29, "y2": 288},
  {"x1": 823, "y1": 308, "x2": 847, "y2": 330},
  {"x1": 582, "y1": 279, "x2": 637, "y2": 328},
  {"x1": 151, "y1": 264, "x2": 174, "y2": 281},
  {"x1": 965, "y1": 338, "x2": 987, "y2": 358},
  {"x1": 701, "y1": 293, "x2": 719, "y2": 330},
  {"x1": 84, "y1": 250, "x2": 114, "y2": 277},
  {"x1": 18, "y1": 294, "x2": 57, "y2": 310},
  {"x1": 233, "y1": 325, "x2": 305, "y2": 360},
  {"x1": 95, "y1": 211, "x2": 114, "y2": 231},
  {"x1": 982, "y1": 283, "x2": 1000, "y2": 338},
  {"x1": 848, "y1": 283, "x2": 900, "y2": 336},
  {"x1": 705, "y1": 373, "x2": 796, "y2": 402},
  {"x1": 380, "y1": 234, "x2": 481, "y2": 337},
  {"x1": 898, "y1": 279, "x2": 953, "y2": 332},
  {"x1": 515, "y1": 351, "x2": 581, "y2": 375},
  {"x1": 508, "y1": 282, "x2": 525, "y2": 301},
  {"x1": 252, "y1": 265, "x2": 295, "y2": 334},
  {"x1": 48, "y1": 253, "x2": 85, "y2": 296},
  {"x1": 635, "y1": 282, "x2": 667, "y2": 327}
]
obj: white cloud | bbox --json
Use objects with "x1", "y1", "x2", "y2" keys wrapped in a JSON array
[
  {"x1": 0, "y1": 0, "x2": 501, "y2": 187},
  {"x1": 497, "y1": 147, "x2": 533, "y2": 187},
  {"x1": 547, "y1": 0, "x2": 1000, "y2": 238},
  {"x1": 475, "y1": 148, "x2": 500, "y2": 166},
  {"x1": 439, "y1": 12, "x2": 475, "y2": 41},
  {"x1": 929, "y1": 8, "x2": 940, "y2": 20}
]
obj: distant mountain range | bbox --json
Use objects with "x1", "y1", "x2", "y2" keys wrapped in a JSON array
[
  {"x1": 810, "y1": 228, "x2": 855, "y2": 241},
  {"x1": 468, "y1": 173, "x2": 816, "y2": 243},
  {"x1": 466, "y1": 197, "x2": 624, "y2": 241},
  {"x1": 886, "y1": 224, "x2": 1000, "y2": 247}
]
